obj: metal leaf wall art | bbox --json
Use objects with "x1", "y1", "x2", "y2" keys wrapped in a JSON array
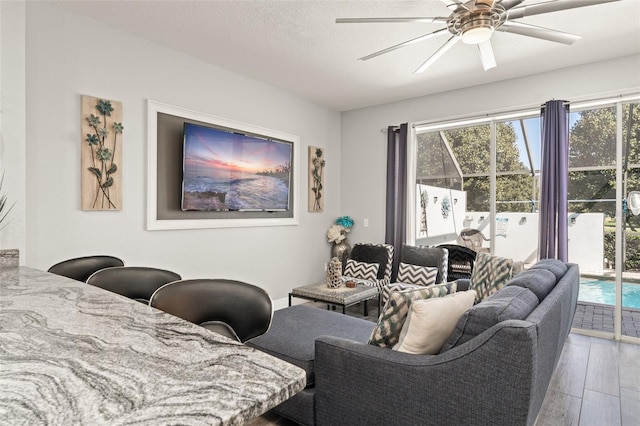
[{"x1": 81, "y1": 95, "x2": 123, "y2": 210}]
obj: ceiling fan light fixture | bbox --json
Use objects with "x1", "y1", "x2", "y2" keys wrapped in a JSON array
[{"x1": 462, "y1": 26, "x2": 494, "y2": 44}]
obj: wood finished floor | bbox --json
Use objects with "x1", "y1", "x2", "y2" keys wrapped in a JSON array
[
  {"x1": 535, "y1": 333, "x2": 640, "y2": 426},
  {"x1": 249, "y1": 331, "x2": 640, "y2": 426}
]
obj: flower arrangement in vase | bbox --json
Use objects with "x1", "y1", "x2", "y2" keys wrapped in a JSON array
[{"x1": 327, "y1": 216, "x2": 354, "y2": 264}]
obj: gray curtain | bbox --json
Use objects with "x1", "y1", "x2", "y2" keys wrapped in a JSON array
[
  {"x1": 385, "y1": 123, "x2": 408, "y2": 279},
  {"x1": 538, "y1": 100, "x2": 569, "y2": 261}
]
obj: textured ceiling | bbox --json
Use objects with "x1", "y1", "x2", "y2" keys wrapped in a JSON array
[{"x1": 56, "y1": 0, "x2": 640, "y2": 111}]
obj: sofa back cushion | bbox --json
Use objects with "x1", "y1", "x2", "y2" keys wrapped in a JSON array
[
  {"x1": 399, "y1": 244, "x2": 448, "y2": 284},
  {"x1": 529, "y1": 258, "x2": 568, "y2": 280},
  {"x1": 507, "y1": 268, "x2": 557, "y2": 302},
  {"x1": 440, "y1": 285, "x2": 539, "y2": 352},
  {"x1": 469, "y1": 252, "x2": 513, "y2": 302}
]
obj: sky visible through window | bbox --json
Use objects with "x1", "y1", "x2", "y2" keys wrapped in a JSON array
[{"x1": 511, "y1": 113, "x2": 580, "y2": 173}]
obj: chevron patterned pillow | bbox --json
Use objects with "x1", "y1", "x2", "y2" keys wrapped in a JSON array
[
  {"x1": 368, "y1": 281, "x2": 457, "y2": 348},
  {"x1": 343, "y1": 259, "x2": 379, "y2": 281},
  {"x1": 396, "y1": 262, "x2": 438, "y2": 287},
  {"x1": 470, "y1": 252, "x2": 513, "y2": 303}
]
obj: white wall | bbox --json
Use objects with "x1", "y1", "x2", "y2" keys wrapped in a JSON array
[
  {"x1": 341, "y1": 54, "x2": 640, "y2": 247},
  {"x1": 22, "y1": 3, "x2": 341, "y2": 304},
  {"x1": 0, "y1": 1, "x2": 26, "y2": 258}
]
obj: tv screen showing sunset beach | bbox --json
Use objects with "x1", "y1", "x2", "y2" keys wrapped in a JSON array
[{"x1": 181, "y1": 122, "x2": 292, "y2": 211}]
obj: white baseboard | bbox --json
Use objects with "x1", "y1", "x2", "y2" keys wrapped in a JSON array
[{"x1": 272, "y1": 296, "x2": 308, "y2": 311}]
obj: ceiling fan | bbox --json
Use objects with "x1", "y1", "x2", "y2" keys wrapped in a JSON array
[{"x1": 336, "y1": 0, "x2": 620, "y2": 73}]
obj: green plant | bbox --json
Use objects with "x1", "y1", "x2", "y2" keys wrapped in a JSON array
[
  {"x1": 604, "y1": 230, "x2": 640, "y2": 271},
  {"x1": 0, "y1": 171, "x2": 15, "y2": 230}
]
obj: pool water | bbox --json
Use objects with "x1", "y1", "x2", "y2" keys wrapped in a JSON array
[{"x1": 579, "y1": 279, "x2": 640, "y2": 309}]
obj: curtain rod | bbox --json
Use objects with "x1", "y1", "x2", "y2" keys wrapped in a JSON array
[
  {"x1": 540, "y1": 100, "x2": 570, "y2": 107},
  {"x1": 413, "y1": 93, "x2": 639, "y2": 130}
]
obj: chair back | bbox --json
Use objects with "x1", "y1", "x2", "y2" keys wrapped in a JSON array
[
  {"x1": 86, "y1": 266, "x2": 181, "y2": 304},
  {"x1": 437, "y1": 244, "x2": 477, "y2": 280},
  {"x1": 460, "y1": 228, "x2": 490, "y2": 252},
  {"x1": 149, "y1": 279, "x2": 273, "y2": 343},
  {"x1": 48, "y1": 255, "x2": 124, "y2": 282},
  {"x1": 348, "y1": 243, "x2": 394, "y2": 281}
]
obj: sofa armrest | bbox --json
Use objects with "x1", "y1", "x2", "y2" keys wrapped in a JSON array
[{"x1": 314, "y1": 320, "x2": 538, "y2": 426}]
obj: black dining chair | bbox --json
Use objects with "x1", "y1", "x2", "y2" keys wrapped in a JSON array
[
  {"x1": 47, "y1": 255, "x2": 124, "y2": 282},
  {"x1": 86, "y1": 266, "x2": 182, "y2": 304},
  {"x1": 149, "y1": 279, "x2": 273, "y2": 343}
]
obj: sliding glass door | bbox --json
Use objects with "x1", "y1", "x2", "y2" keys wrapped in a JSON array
[
  {"x1": 563, "y1": 100, "x2": 639, "y2": 341},
  {"x1": 412, "y1": 95, "x2": 640, "y2": 343},
  {"x1": 621, "y1": 102, "x2": 640, "y2": 339}
]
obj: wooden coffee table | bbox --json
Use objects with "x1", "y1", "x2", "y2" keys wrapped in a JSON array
[{"x1": 289, "y1": 282, "x2": 380, "y2": 316}]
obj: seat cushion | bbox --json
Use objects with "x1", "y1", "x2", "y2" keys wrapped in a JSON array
[
  {"x1": 507, "y1": 268, "x2": 557, "y2": 302},
  {"x1": 246, "y1": 304, "x2": 375, "y2": 388},
  {"x1": 440, "y1": 285, "x2": 539, "y2": 352}
]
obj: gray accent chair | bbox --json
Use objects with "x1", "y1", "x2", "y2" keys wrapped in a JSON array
[{"x1": 47, "y1": 255, "x2": 124, "y2": 282}]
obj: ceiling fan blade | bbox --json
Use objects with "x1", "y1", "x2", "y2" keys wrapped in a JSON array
[
  {"x1": 477, "y1": 40, "x2": 497, "y2": 71},
  {"x1": 336, "y1": 17, "x2": 448, "y2": 24},
  {"x1": 498, "y1": 0, "x2": 526, "y2": 10},
  {"x1": 497, "y1": 21, "x2": 581, "y2": 45},
  {"x1": 358, "y1": 28, "x2": 449, "y2": 61},
  {"x1": 508, "y1": 0, "x2": 621, "y2": 20},
  {"x1": 439, "y1": 0, "x2": 471, "y2": 12},
  {"x1": 415, "y1": 36, "x2": 461, "y2": 74},
  {"x1": 359, "y1": 28, "x2": 449, "y2": 61}
]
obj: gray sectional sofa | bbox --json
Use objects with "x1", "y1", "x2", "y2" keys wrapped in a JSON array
[{"x1": 247, "y1": 259, "x2": 579, "y2": 426}]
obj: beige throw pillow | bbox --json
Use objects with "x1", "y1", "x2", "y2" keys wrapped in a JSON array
[{"x1": 392, "y1": 290, "x2": 476, "y2": 355}]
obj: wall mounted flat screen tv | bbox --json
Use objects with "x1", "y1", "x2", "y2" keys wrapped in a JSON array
[{"x1": 181, "y1": 122, "x2": 293, "y2": 212}]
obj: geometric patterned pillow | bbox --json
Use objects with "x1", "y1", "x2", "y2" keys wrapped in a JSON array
[
  {"x1": 381, "y1": 282, "x2": 430, "y2": 306},
  {"x1": 343, "y1": 259, "x2": 379, "y2": 281},
  {"x1": 396, "y1": 262, "x2": 438, "y2": 287},
  {"x1": 368, "y1": 281, "x2": 457, "y2": 348},
  {"x1": 469, "y1": 252, "x2": 513, "y2": 303}
]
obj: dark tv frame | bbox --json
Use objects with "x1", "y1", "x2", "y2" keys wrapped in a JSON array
[{"x1": 147, "y1": 100, "x2": 299, "y2": 230}]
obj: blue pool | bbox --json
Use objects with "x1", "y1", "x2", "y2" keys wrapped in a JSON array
[{"x1": 579, "y1": 279, "x2": 640, "y2": 309}]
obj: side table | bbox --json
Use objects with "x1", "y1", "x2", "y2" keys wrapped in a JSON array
[{"x1": 289, "y1": 282, "x2": 380, "y2": 316}]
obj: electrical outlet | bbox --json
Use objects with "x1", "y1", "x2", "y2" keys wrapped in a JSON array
[{"x1": 363, "y1": 218, "x2": 369, "y2": 227}]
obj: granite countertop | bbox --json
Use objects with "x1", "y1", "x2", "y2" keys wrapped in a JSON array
[{"x1": 0, "y1": 267, "x2": 306, "y2": 425}]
